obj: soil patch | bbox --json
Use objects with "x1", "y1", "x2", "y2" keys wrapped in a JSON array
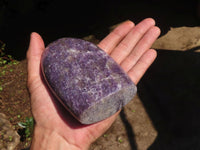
[{"x1": 0, "y1": 60, "x2": 32, "y2": 149}]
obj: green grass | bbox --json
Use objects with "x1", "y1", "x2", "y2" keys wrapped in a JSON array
[
  {"x1": 0, "y1": 40, "x2": 19, "y2": 67},
  {"x1": 18, "y1": 117, "x2": 34, "y2": 138}
]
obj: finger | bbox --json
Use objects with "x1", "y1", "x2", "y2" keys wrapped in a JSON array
[
  {"x1": 121, "y1": 26, "x2": 160, "y2": 72},
  {"x1": 27, "y1": 32, "x2": 45, "y2": 85},
  {"x1": 98, "y1": 20, "x2": 134, "y2": 54},
  {"x1": 110, "y1": 18, "x2": 155, "y2": 64},
  {"x1": 128, "y1": 49, "x2": 157, "y2": 85}
]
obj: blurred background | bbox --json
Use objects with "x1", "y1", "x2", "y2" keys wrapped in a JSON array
[{"x1": 0, "y1": 0, "x2": 199, "y2": 59}]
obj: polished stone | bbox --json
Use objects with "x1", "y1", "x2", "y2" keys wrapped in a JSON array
[{"x1": 41, "y1": 38, "x2": 137, "y2": 124}]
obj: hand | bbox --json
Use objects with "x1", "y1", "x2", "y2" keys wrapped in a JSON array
[{"x1": 27, "y1": 18, "x2": 160, "y2": 150}]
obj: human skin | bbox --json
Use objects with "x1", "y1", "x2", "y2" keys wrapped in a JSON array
[{"x1": 27, "y1": 18, "x2": 160, "y2": 150}]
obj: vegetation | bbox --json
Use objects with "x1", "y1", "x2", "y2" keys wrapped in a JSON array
[
  {"x1": 0, "y1": 40, "x2": 18, "y2": 67},
  {"x1": 18, "y1": 117, "x2": 34, "y2": 139}
]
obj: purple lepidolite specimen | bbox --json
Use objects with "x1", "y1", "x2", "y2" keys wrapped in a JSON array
[{"x1": 41, "y1": 38, "x2": 137, "y2": 124}]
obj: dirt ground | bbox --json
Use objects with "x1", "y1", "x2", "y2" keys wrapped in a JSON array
[{"x1": 0, "y1": 60, "x2": 32, "y2": 149}]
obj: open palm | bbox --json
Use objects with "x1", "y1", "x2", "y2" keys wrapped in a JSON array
[{"x1": 27, "y1": 18, "x2": 160, "y2": 150}]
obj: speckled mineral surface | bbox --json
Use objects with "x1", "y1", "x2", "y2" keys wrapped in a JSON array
[{"x1": 41, "y1": 38, "x2": 137, "y2": 124}]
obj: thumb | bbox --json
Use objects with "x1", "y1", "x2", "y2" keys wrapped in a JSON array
[{"x1": 27, "y1": 32, "x2": 45, "y2": 88}]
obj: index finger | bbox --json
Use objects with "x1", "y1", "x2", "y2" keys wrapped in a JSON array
[{"x1": 98, "y1": 20, "x2": 134, "y2": 54}]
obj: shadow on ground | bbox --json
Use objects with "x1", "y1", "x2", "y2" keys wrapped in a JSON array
[
  {"x1": 120, "y1": 109, "x2": 137, "y2": 150},
  {"x1": 137, "y1": 50, "x2": 200, "y2": 150}
]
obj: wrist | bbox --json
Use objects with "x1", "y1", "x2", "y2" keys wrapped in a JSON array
[{"x1": 30, "y1": 125, "x2": 85, "y2": 150}]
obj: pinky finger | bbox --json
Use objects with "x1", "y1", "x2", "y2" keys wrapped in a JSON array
[{"x1": 128, "y1": 49, "x2": 157, "y2": 85}]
